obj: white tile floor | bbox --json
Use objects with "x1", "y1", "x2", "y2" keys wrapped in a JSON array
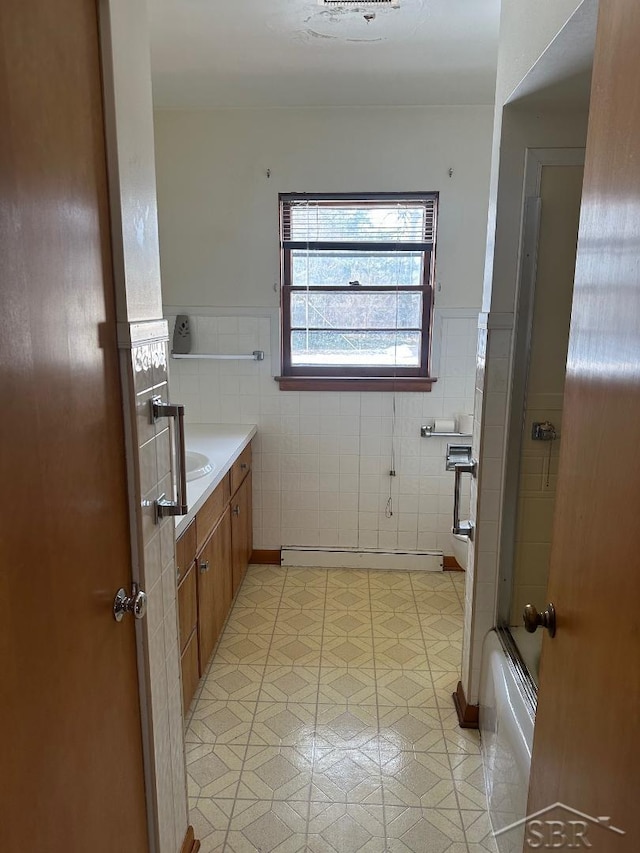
[{"x1": 185, "y1": 565, "x2": 496, "y2": 853}]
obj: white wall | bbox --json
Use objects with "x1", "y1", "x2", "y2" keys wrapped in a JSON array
[
  {"x1": 496, "y1": 0, "x2": 585, "y2": 104},
  {"x1": 101, "y1": 0, "x2": 164, "y2": 322},
  {"x1": 155, "y1": 107, "x2": 492, "y2": 310},
  {"x1": 154, "y1": 106, "x2": 494, "y2": 553}
]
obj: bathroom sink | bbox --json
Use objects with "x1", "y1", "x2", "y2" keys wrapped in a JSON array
[{"x1": 185, "y1": 450, "x2": 213, "y2": 481}]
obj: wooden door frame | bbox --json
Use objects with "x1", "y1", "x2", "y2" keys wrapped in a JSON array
[{"x1": 496, "y1": 148, "x2": 585, "y2": 640}]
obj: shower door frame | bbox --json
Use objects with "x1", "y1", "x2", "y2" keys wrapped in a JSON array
[{"x1": 496, "y1": 147, "x2": 585, "y2": 664}]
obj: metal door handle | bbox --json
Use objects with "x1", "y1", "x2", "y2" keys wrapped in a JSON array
[
  {"x1": 452, "y1": 459, "x2": 477, "y2": 539},
  {"x1": 150, "y1": 396, "x2": 188, "y2": 519},
  {"x1": 199, "y1": 560, "x2": 210, "y2": 573},
  {"x1": 113, "y1": 583, "x2": 147, "y2": 622},
  {"x1": 232, "y1": 505, "x2": 240, "y2": 517},
  {"x1": 240, "y1": 462, "x2": 248, "y2": 471},
  {"x1": 523, "y1": 603, "x2": 556, "y2": 637}
]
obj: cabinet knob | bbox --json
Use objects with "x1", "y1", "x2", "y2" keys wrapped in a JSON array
[
  {"x1": 233, "y1": 505, "x2": 240, "y2": 517},
  {"x1": 240, "y1": 462, "x2": 248, "y2": 471},
  {"x1": 199, "y1": 560, "x2": 210, "y2": 573}
]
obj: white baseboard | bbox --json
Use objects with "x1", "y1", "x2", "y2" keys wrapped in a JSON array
[{"x1": 281, "y1": 547, "x2": 443, "y2": 571}]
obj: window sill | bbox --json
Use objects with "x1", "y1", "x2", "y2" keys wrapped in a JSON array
[{"x1": 275, "y1": 376, "x2": 437, "y2": 392}]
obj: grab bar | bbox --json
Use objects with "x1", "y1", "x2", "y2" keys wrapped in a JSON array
[
  {"x1": 150, "y1": 396, "x2": 188, "y2": 520},
  {"x1": 452, "y1": 459, "x2": 477, "y2": 540}
]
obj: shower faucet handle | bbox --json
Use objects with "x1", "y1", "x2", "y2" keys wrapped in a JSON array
[{"x1": 523, "y1": 602, "x2": 557, "y2": 638}]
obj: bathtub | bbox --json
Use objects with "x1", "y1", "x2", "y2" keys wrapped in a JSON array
[
  {"x1": 451, "y1": 532, "x2": 469, "y2": 570},
  {"x1": 479, "y1": 629, "x2": 536, "y2": 853}
]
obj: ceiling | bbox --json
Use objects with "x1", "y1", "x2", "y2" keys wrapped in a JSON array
[
  {"x1": 149, "y1": 0, "x2": 501, "y2": 109},
  {"x1": 508, "y1": 0, "x2": 596, "y2": 108}
]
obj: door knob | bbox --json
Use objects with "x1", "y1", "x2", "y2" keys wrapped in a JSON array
[
  {"x1": 523, "y1": 602, "x2": 556, "y2": 638},
  {"x1": 113, "y1": 583, "x2": 148, "y2": 622}
]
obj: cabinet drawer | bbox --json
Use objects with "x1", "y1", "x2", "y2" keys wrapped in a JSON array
[
  {"x1": 181, "y1": 631, "x2": 200, "y2": 715},
  {"x1": 176, "y1": 519, "x2": 196, "y2": 584},
  {"x1": 230, "y1": 444, "x2": 252, "y2": 495},
  {"x1": 196, "y1": 475, "x2": 230, "y2": 550},
  {"x1": 177, "y1": 563, "x2": 197, "y2": 653}
]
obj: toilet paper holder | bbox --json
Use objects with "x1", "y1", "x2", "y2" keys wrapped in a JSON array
[
  {"x1": 420, "y1": 415, "x2": 473, "y2": 438},
  {"x1": 445, "y1": 444, "x2": 473, "y2": 471}
]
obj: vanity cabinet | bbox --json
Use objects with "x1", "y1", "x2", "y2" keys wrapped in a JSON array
[{"x1": 176, "y1": 440, "x2": 253, "y2": 713}]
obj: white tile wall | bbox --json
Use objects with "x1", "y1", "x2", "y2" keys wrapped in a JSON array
[
  {"x1": 129, "y1": 336, "x2": 189, "y2": 853},
  {"x1": 167, "y1": 311, "x2": 478, "y2": 553}
]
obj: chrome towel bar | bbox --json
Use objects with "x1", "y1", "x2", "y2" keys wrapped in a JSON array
[{"x1": 171, "y1": 350, "x2": 264, "y2": 361}]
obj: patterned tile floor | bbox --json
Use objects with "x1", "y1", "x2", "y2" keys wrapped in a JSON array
[{"x1": 186, "y1": 566, "x2": 495, "y2": 853}]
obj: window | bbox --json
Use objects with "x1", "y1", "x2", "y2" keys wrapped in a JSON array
[{"x1": 277, "y1": 192, "x2": 438, "y2": 390}]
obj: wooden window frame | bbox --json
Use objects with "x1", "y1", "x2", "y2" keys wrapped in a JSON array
[{"x1": 276, "y1": 192, "x2": 438, "y2": 392}]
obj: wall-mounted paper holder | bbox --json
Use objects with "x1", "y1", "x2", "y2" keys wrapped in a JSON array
[
  {"x1": 446, "y1": 444, "x2": 473, "y2": 471},
  {"x1": 421, "y1": 425, "x2": 472, "y2": 438}
]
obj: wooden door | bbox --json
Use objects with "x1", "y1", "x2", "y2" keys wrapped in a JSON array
[
  {"x1": 526, "y1": 1, "x2": 640, "y2": 849},
  {"x1": 197, "y1": 509, "x2": 232, "y2": 669},
  {"x1": 0, "y1": 2, "x2": 149, "y2": 851},
  {"x1": 232, "y1": 473, "x2": 253, "y2": 595}
]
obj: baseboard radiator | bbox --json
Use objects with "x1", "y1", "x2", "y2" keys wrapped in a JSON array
[{"x1": 280, "y1": 547, "x2": 443, "y2": 571}]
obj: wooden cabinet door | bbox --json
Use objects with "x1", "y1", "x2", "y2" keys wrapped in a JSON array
[
  {"x1": 232, "y1": 472, "x2": 253, "y2": 596},
  {"x1": 213, "y1": 508, "x2": 233, "y2": 641},
  {"x1": 176, "y1": 519, "x2": 196, "y2": 585},
  {"x1": 177, "y1": 563, "x2": 198, "y2": 653},
  {"x1": 181, "y1": 633, "x2": 200, "y2": 715},
  {"x1": 197, "y1": 508, "x2": 232, "y2": 669}
]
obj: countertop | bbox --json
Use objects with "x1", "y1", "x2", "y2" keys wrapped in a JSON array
[{"x1": 175, "y1": 423, "x2": 257, "y2": 537}]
